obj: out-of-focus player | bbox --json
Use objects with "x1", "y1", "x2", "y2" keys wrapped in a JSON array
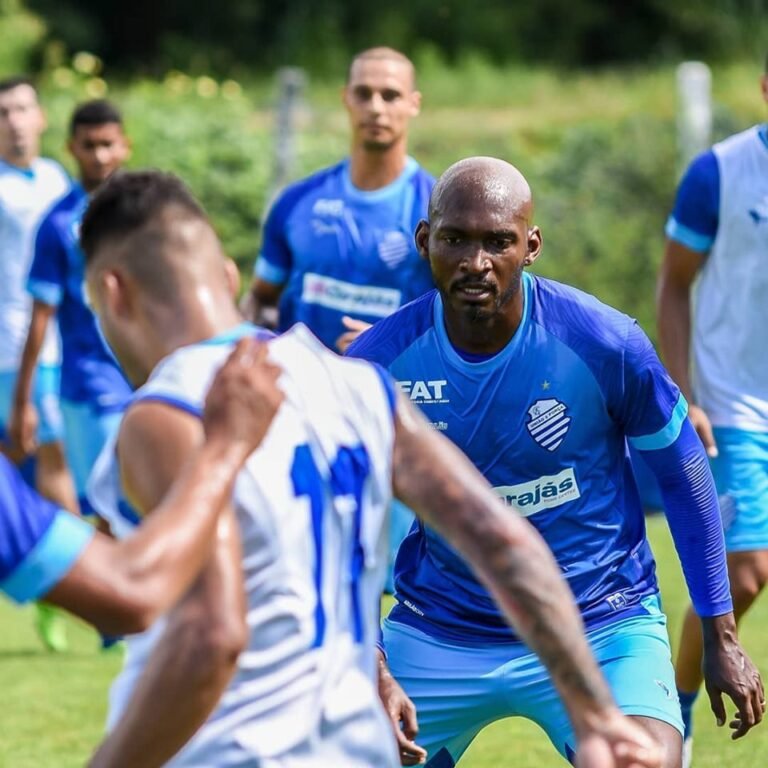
[
  {"x1": 11, "y1": 99, "x2": 131, "y2": 517},
  {"x1": 1, "y1": 338, "x2": 282, "y2": 634},
  {"x1": 658, "y1": 53, "x2": 768, "y2": 766},
  {"x1": 82, "y1": 170, "x2": 663, "y2": 768},
  {"x1": 348, "y1": 157, "x2": 764, "y2": 768},
  {"x1": 0, "y1": 76, "x2": 71, "y2": 501},
  {"x1": 245, "y1": 47, "x2": 435, "y2": 353}
]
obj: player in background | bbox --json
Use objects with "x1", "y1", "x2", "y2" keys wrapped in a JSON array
[
  {"x1": 347, "y1": 157, "x2": 764, "y2": 768},
  {"x1": 11, "y1": 100, "x2": 131, "y2": 520},
  {"x1": 657, "y1": 54, "x2": 768, "y2": 767},
  {"x1": 2, "y1": 338, "x2": 281, "y2": 634},
  {"x1": 0, "y1": 76, "x2": 71, "y2": 500},
  {"x1": 82, "y1": 170, "x2": 662, "y2": 768},
  {"x1": 244, "y1": 46, "x2": 434, "y2": 353}
]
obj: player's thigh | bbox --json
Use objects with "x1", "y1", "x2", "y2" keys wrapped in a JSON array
[
  {"x1": 712, "y1": 427, "x2": 768, "y2": 553},
  {"x1": 630, "y1": 715, "x2": 683, "y2": 768},
  {"x1": 516, "y1": 600, "x2": 683, "y2": 763},
  {"x1": 383, "y1": 618, "x2": 512, "y2": 764}
]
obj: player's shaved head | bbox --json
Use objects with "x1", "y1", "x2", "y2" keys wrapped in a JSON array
[
  {"x1": 81, "y1": 170, "x2": 219, "y2": 303},
  {"x1": 348, "y1": 47, "x2": 415, "y2": 87},
  {"x1": 429, "y1": 157, "x2": 534, "y2": 223}
]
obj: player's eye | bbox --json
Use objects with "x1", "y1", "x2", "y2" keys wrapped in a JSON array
[
  {"x1": 353, "y1": 87, "x2": 372, "y2": 101},
  {"x1": 381, "y1": 90, "x2": 401, "y2": 102}
]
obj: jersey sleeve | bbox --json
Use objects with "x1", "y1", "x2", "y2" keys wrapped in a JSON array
[
  {"x1": 0, "y1": 457, "x2": 94, "y2": 603},
  {"x1": 664, "y1": 150, "x2": 720, "y2": 253},
  {"x1": 27, "y1": 211, "x2": 68, "y2": 307},
  {"x1": 254, "y1": 190, "x2": 298, "y2": 286},
  {"x1": 611, "y1": 321, "x2": 686, "y2": 447}
]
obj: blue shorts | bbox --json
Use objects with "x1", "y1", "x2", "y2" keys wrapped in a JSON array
[
  {"x1": 383, "y1": 595, "x2": 682, "y2": 766},
  {"x1": 60, "y1": 399, "x2": 122, "y2": 503},
  {"x1": 0, "y1": 365, "x2": 63, "y2": 446},
  {"x1": 711, "y1": 427, "x2": 768, "y2": 552}
]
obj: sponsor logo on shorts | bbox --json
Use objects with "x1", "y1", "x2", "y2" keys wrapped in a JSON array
[
  {"x1": 606, "y1": 591, "x2": 629, "y2": 610},
  {"x1": 301, "y1": 273, "x2": 401, "y2": 318},
  {"x1": 397, "y1": 379, "x2": 448, "y2": 404},
  {"x1": 493, "y1": 468, "x2": 580, "y2": 517},
  {"x1": 526, "y1": 398, "x2": 572, "y2": 451}
]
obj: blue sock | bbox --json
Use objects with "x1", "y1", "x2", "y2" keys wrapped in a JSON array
[{"x1": 678, "y1": 688, "x2": 699, "y2": 739}]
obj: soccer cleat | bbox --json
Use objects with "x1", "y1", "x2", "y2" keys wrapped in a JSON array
[
  {"x1": 34, "y1": 603, "x2": 69, "y2": 653},
  {"x1": 682, "y1": 736, "x2": 693, "y2": 768}
]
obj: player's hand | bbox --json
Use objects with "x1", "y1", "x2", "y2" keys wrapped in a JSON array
[
  {"x1": 575, "y1": 707, "x2": 663, "y2": 768},
  {"x1": 702, "y1": 614, "x2": 765, "y2": 739},
  {"x1": 335, "y1": 316, "x2": 372, "y2": 354},
  {"x1": 8, "y1": 399, "x2": 39, "y2": 457},
  {"x1": 376, "y1": 649, "x2": 427, "y2": 765},
  {"x1": 203, "y1": 338, "x2": 284, "y2": 459},
  {"x1": 688, "y1": 403, "x2": 718, "y2": 458}
]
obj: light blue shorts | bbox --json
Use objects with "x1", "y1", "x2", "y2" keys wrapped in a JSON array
[
  {"x1": 383, "y1": 596, "x2": 682, "y2": 766},
  {"x1": 60, "y1": 399, "x2": 122, "y2": 504},
  {"x1": 711, "y1": 427, "x2": 768, "y2": 552},
  {"x1": 0, "y1": 365, "x2": 63, "y2": 446}
]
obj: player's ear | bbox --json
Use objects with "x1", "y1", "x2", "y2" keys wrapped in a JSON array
[
  {"x1": 415, "y1": 219, "x2": 430, "y2": 261},
  {"x1": 409, "y1": 89, "x2": 422, "y2": 118},
  {"x1": 524, "y1": 226, "x2": 542, "y2": 267},
  {"x1": 223, "y1": 257, "x2": 241, "y2": 300}
]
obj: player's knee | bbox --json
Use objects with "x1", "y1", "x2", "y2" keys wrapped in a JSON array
[{"x1": 729, "y1": 564, "x2": 768, "y2": 616}]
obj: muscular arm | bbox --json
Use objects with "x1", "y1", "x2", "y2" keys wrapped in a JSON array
[
  {"x1": 9, "y1": 300, "x2": 55, "y2": 454},
  {"x1": 390, "y1": 393, "x2": 614, "y2": 739},
  {"x1": 89, "y1": 402, "x2": 247, "y2": 768}
]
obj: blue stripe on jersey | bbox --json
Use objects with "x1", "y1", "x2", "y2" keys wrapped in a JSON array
[
  {"x1": 371, "y1": 363, "x2": 397, "y2": 419},
  {"x1": 665, "y1": 217, "x2": 714, "y2": 253},
  {"x1": 27, "y1": 278, "x2": 64, "y2": 307},
  {"x1": 759, "y1": 123, "x2": 768, "y2": 151},
  {"x1": 255, "y1": 257, "x2": 290, "y2": 285},
  {"x1": 1, "y1": 510, "x2": 94, "y2": 603},
  {"x1": 132, "y1": 394, "x2": 203, "y2": 419},
  {"x1": 197, "y1": 322, "x2": 273, "y2": 346},
  {"x1": 629, "y1": 394, "x2": 688, "y2": 451}
]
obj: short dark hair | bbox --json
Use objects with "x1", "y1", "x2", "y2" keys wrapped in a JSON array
[
  {"x1": 69, "y1": 99, "x2": 123, "y2": 136},
  {"x1": 0, "y1": 76, "x2": 37, "y2": 97},
  {"x1": 80, "y1": 170, "x2": 207, "y2": 266}
]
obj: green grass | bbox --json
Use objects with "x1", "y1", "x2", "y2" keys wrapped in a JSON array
[{"x1": 2, "y1": 516, "x2": 767, "y2": 766}]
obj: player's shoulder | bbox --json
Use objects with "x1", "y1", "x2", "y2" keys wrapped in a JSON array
[
  {"x1": 530, "y1": 275, "x2": 636, "y2": 356},
  {"x1": 39, "y1": 184, "x2": 84, "y2": 231},
  {"x1": 346, "y1": 289, "x2": 438, "y2": 367},
  {"x1": 35, "y1": 156, "x2": 69, "y2": 180},
  {"x1": 267, "y1": 161, "x2": 347, "y2": 222},
  {"x1": 713, "y1": 124, "x2": 763, "y2": 158}
]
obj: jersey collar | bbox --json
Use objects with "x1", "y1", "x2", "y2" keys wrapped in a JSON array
[{"x1": 432, "y1": 271, "x2": 533, "y2": 370}]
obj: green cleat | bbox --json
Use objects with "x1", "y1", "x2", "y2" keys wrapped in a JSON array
[{"x1": 34, "y1": 602, "x2": 69, "y2": 653}]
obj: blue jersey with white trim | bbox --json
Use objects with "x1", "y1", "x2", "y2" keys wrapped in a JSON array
[
  {"x1": 27, "y1": 183, "x2": 131, "y2": 409},
  {"x1": 0, "y1": 454, "x2": 93, "y2": 602},
  {"x1": 348, "y1": 273, "x2": 684, "y2": 643},
  {"x1": 255, "y1": 157, "x2": 435, "y2": 348}
]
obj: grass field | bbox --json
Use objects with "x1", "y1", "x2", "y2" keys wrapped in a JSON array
[{"x1": 2, "y1": 515, "x2": 767, "y2": 767}]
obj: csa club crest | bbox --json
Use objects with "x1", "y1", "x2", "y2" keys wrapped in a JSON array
[{"x1": 526, "y1": 398, "x2": 571, "y2": 452}]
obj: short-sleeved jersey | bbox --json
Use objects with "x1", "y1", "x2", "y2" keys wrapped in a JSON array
[
  {"x1": 348, "y1": 274, "x2": 685, "y2": 644},
  {"x1": 255, "y1": 157, "x2": 435, "y2": 348},
  {"x1": 666, "y1": 124, "x2": 768, "y2": 431},
  {"x1": 27, "y1": 183, "x2": 131, "y2": 410},
  {"x1": 0, "y1": 454, "x2": 94, "y2": 602},
  {"x1": 0, "y1": 158, "x2": 69, "y2": 370},
  {"x1": 88, "y1": 323, "x2": 399, "y2": 767}
]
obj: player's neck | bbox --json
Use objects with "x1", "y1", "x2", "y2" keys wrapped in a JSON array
[
  {"x1": 0, "y1": 149, "x2": 37, "y2": 170},
  {"x1": 348, "y1": 144, "x2": 408, "y2": 190},
  {"x1": 442, "y1": 297, "x2": 525, "y2": 356}
]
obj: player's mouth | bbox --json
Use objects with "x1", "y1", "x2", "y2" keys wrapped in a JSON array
[{"x1": 453, "y1": 282, "x2": 495, "y2": 302}]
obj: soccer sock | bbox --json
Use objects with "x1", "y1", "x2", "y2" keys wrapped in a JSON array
[{"x1": 678, "y1": 688, "x2": 699, "y2": 739}]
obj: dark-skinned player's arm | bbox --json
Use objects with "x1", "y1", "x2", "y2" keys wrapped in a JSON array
[
  {"x1": 383, "y1": 392, "x2": 663, "y2": 768},
  {"x1": 88, "y1": 341, "x2": 281, "y2": 768},
  {"x1": 46, "y1": 340, "x2": 283, "y2": 636}
]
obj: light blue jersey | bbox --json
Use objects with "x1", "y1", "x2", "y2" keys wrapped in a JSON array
[
  {"x1": 349, "y1": 273, "x2": 691, "y2": 643},
  {"x1": 255, "y1": 157, "x2": 435, "y2": 348},
  {"x1": 0, "y1": 454, "x2": 93, "y2": 603}
]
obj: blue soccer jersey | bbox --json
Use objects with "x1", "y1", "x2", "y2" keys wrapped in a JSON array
[
  {"x1": 349, "y1": 273, "x2": 688, "y2": 643},
  {"x1": 0, "y1": 454, "x2": 93, "y2": 602},
  {"x1": 254, "y1": 157, "x2": 435, "y2": 348},
  {"x1": 27, "y1": 183, "x2": 131, "y2": 411}
]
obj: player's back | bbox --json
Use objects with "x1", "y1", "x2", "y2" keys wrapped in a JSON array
[{"x1": 90, "y1": 323, "x2": 399, "y2": 767}]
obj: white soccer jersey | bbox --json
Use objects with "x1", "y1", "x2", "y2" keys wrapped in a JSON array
[
  {"x1": 88, "y1": 324, "x2": 399, "y2": 767},
  {"x1": 0, "y1": 158, "x2": 68, "y2": 370},
  {"x1": 694, "y1": 126, "x2": 768, "y2": 430}
]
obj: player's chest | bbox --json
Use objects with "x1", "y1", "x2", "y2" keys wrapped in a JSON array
[{"x1": 0, "y1": 182, "x2": 51, "y2": 234}]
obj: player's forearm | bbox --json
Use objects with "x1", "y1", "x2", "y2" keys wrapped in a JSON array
[
  {"x1": 12, "y1": 303, "x2": 51, "y2": 405},
  {"x1": 657, "y1": 266, "x2": 694, "y2": 401},
  {"x1": 112, "y1": 437, "x2": 247, "y2": 620}
]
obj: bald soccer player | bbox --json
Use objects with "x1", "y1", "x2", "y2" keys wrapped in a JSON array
[
  {"x1": 348, "y1": 157, "x2": 764, "y2": 768},
  {"x1": 80, "y1": 170, "x2": 662, "y2": 768}
]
